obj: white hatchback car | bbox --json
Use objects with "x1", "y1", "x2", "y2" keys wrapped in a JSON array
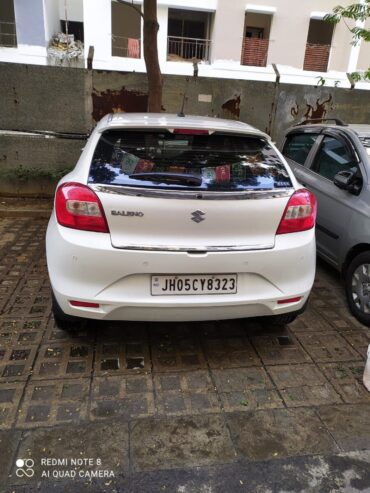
[{"x1": 46, "y1": 113, "x2": 317, "y2": 329}]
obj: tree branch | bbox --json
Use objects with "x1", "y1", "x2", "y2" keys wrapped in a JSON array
[{"x1": 116, "y1": 0, "x2": 145, "y2": 19}]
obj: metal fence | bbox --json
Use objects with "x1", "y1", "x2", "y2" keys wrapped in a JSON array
[
  {"x1": 111, "y1": 35, "x2": 141, "y2": 58},
  {"x1": 0, "y1": 21, "x2": 17, "y2": 47},
  {"x1": 167, "y1": 36, "x2": 211, "y2": 62}
]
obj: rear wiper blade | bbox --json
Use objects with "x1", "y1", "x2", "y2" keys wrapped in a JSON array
[{"x1": 129, "y1": 172, "x2": 202, "y2": 186}]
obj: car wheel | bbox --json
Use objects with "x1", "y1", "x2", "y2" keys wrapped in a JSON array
[
  {"x1": 51, "y1": 291, "x2": 85, "y2": 331},
  {"x1": 345, "y1": 252, "x2": 370, "y2": 326}
]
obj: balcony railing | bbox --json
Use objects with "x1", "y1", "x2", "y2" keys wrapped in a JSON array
[
  {"x1": 241, "y1": 37, "x2": 269, "y2": 67},
  {"x1": 112, "y1": 35, "x2": 141, "y2": 58},
  {"x1": 0, "y1": 21, "x2": 17, "y2": 47},
  {"x1": 167, "y1": 36, "x2": 211, "y2": 62},
  {"x1": 303, "y1": 43, "x2": 330, "y2": 72}
]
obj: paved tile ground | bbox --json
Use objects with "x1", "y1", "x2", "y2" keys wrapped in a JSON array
[{"x1": 0, "y1": 218, "x2": 370, "y2": 492}]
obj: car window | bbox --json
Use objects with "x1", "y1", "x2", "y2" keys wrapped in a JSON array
[
  {"x1": 88, "y1": 130, "x2": 292, "y2": 191},
  {"x1": 312, "y1": 136, "x2": 358, "y2": 181},
  {"x1": 283, "y1": 133, "x2": 319, "y2": 165},
  {"x1": 359, "y1": 136, "x2": 370, "y2": 158}
]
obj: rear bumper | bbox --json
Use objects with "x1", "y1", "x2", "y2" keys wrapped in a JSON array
[{"x1": 46, "y1": 216, "x2": 316, "y2": 322}]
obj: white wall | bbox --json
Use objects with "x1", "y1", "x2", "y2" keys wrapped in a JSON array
[
  {"x1": 83, "y1": 0, "x2": 111, "y2": 65},
  {"x1": 44, "y1": 0, "x2": 61, "y2": 41},
  {"x1": 1, "y1": 0, "x2": 369, "y2": 90},
  {"x1": 59, "y1": 0, "x2": 84, "y2": 22}
]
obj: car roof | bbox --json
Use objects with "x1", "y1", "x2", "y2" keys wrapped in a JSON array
[
  {"x1": 96, "y1": 113, "x2": 269, "y2": 138},
  {"x1": 287, "y1": 122, "x2": 370, "y2": 138}
]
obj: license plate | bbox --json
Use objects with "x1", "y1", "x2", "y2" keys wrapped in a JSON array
[{"x1": 151, "y1": 274, "x2": 237, "y2": 296}]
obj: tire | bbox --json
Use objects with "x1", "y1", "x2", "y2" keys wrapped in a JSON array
[
  {"x1": 51, "y1": 291, "x2": 85, "y2": 331},
  {"x1": 345, "y1": 251, "x2": 370, "y2": 327},
  {"x1": 268, "y1": 312, "x2": 298, "y2": 326}
]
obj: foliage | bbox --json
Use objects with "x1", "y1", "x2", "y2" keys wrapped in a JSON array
[
  {"x1": 324, "y1": 1, "x2": 370, "y2": 81},
  {"x1": 0, "y1": 166, "x2": 73, "y2": 182}
]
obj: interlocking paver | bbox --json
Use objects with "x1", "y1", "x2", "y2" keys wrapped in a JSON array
[
  {"x1": 251, "y1": 334, "x2": 312, "y2": 365},
  {"x1": 154, "y1": 370, "x2": 221, "y2": 416},
  {"x1": 31, "y1": 343, "x2": 93, "y2": 380},
  {"x1": 0, "y1": 317, "x2": 45, "y2": 346},
  {"x1": 267, "y1": 363, "x2": 342, "y2": 407},
  {"x1": 151, "y1": 336, "x2": 207, "y2": 372},
  {"x1": 0, "y1": 344, "x2": 38, "y2": 382},
  {"x1": 0, "y1": 217, "x2": 370, "y2": 492},
  {"x1": 212, "y1": 366, "x2": 283, "y2": 412},
  {"x1": 340, "y1": 329, "x2": 370, "y2": 358},
  {"x1": 320, "y1": 361, "x2": 370, "y2": 403},
  {"x1": 0, "y1": 382, "x2": 24, "y2": 429},
  {"x1": 16, "y1": 378, "x2": 90, "y2": 428},
  {"x1": 91, "y1": 375, "x2": 155, "y2": 420},
  {"x1": 203, "y1": 337, "x2": 260, "y2": 368},
  {"x1": 296, "y1": 332, "x2": 362, "y2": 362},
  {"x1": 94, "y1": 339, "x2": 151, "y2": 375}
]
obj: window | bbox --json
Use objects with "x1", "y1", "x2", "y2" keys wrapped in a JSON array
[
  {"x1": 0, "y1": 0, "x2": 17, "y2": 47},
  {"x1": 313, "y1": 136, "x2": 358, "y2": 181},
  {"x1": 245, "y1": 27, "x2": 264, "y2": 39},
  {"x1": 88, "y1": 130, "x2": 292, "y2": 191},
  {"x1": 61, "y1": 20, "x2": 84, "y2": 43},
  {"x1": 111, "y1": 1, "x2": 141, "y2": 58},
  {"x1": 167, "y1": 8, "x2": 212, "y2": 61},
  {"x1": 303, "y1": 19, "x2": 334, "y2": 72},
  {"x1": 283, "y1": 133, "x2": 319, "y2": 165},
  {"x1": 241, "y1": 13, "x2": 272, "y2": 67}
]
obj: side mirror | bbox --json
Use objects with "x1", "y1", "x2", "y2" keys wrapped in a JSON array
[
  {"x1": 333, "y1": 170, "x2": 354, "y2": 190},
  {"x1": 334, "y1": 170, "x2": 362, "y2": 195}
]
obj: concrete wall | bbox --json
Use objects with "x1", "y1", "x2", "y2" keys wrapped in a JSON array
[
  {"x1": 0, "y1": 62, "x2": 92, "y2": 133},
  {"x1": 1, "y1": 62, "x2": 370, "y2": 196}
]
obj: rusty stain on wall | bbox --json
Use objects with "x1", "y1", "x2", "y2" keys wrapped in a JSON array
[
  {"x1": 92, "y1": 86, "x2": 148, "y2": 121},
  {"x1": 304, "y1": 94, "x2": 333, "y2": 121},
  {"x1": 290, "y1": 102, "x2": 299, "y2": 118},
  {"x1": 221, "y1": 95, "x2": 241, "y2": 120}
]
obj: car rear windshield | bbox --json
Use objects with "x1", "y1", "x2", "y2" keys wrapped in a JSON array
[{"x1": 88, "y1": 129, "x2": 292, "y2": 191}]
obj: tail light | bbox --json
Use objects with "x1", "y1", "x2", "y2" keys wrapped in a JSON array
[
  {"x1": 55, "y1": 182, "x2": 109, "y2": 233},
  {"x1": 276, "y1": 189, "x2": 317, "y2": 235}
]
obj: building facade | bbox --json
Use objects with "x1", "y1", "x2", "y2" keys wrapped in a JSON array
[{"x1": 0, "y1": 0, "x2": 369, "y2": 89}]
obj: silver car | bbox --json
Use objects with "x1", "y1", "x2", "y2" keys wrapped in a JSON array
[{"x1": 281, "y1": 120, "x2": 370, "y2": 326}]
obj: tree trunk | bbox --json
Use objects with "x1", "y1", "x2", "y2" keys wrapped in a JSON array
[{"x1": 143, "y1": 0, "x2": 162, "y2": 112}]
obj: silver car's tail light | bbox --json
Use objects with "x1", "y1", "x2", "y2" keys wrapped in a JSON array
[
  {"x1": 55, "y1": 182, "x2": 109, "y2": 233},
  {"x1": 276, "y1": 189, "x2": 317, "y2": 235}
]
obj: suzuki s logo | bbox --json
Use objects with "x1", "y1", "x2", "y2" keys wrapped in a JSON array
[
  {"x1": 191, "y1": 210, "x2": 206, "y2": 223},
  {"x1": 111, "y1": 210, "x2": 144, "y2": 217}
]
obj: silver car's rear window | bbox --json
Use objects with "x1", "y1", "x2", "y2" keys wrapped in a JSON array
[{"x1": 88, "y1": 130, "x2": 292, "y2": 191}]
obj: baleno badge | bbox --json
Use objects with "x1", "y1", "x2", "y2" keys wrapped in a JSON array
[{"x1": 111, "y1": 210, "x2": 144, "y2": 217}]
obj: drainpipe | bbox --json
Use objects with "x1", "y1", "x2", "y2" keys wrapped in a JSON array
[{"x1": 269, "y1": 63, "x2": 280, "y2": 141}]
